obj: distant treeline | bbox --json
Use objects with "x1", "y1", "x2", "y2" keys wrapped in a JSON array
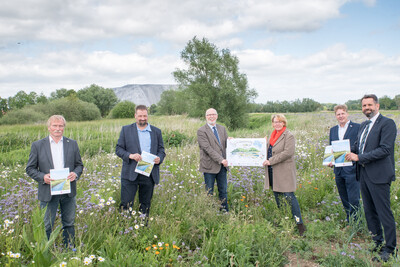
[
  {"x1": 0, "y1": 85, "x2": 136, "y2": 125},
  {"x1": 245, "y1": 95, "x2": 400, "y2": 113}
]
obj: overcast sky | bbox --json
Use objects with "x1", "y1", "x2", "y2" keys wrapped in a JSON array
[{"x1": 1, "y1": 0, "x2": 399, "y2": 104}]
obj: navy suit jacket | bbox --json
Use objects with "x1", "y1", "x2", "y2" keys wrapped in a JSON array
[
  {"x1": 329, "y1": 121, "x2": 360, "y2": 176},
  {"x1": 116, "y1": 123, "x2": 166, "y2": 184},
  {"x1": 26, "y1": 136, "x2": 84, "y2": 202},
  {"x1": 355, "y1": 114, "x2": 397, "y2": 184}
]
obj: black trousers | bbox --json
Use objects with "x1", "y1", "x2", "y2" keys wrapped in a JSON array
[
  {"x1": 360, "y1": 168, "x2": 396, "y2": 253},
  {"x1": 120, "y1": 175, "x2": 155, "y2": 216}
]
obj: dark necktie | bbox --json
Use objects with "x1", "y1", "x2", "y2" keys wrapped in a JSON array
[
  {"x1": 213, "y1": 126, "x2": 220, "y2": 144},
  {"x1": 359, "y1": 120, "x2": 372, "y2": 154}
]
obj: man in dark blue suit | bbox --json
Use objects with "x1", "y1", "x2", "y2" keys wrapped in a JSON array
[
  {"x1": 26, "y1": 115, "x2": 83, "y2": 248},
  {"x1": 329, "y1": 104, "x2": 360, "y2": 223},
  {"x1": 116, "y1": 105, "x2": 166, "y2": 217},
  {"x1": 346, "y1": 94, "x2": 397, "y2": 262}
]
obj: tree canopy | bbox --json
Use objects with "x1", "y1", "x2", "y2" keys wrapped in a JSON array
[
  {"x1": 172, "y1": 36, "x2": 257, "y2": 129},
  {"x1": 77, "y1": 84, "x2": 119, "y2": 117}
]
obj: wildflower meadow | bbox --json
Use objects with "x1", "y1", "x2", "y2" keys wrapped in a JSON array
[{"x1": 0, "y1": 111, "x2": 399, "y2": 266}]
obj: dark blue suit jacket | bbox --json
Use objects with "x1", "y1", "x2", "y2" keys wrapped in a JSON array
[
  {"x1": 329, "y1": 121, "x2": 360, "y2": 176},
  {"x1": 115, "y1": 123, "x2": 166, "y2": 184},
  {"x1": 26, "y1": 136, "x2": 84, "y2": 202},
  {"x1": 355, "y1": 114, "x2": 397, "y2": 184}
]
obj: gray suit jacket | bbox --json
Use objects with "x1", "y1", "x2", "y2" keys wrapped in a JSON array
[
  {"x1": 26, "y1": 136, "x2": 84, "y2": 202},
  {"x1": 197, "y1": 124, "x2": 228, "y2": 174}
]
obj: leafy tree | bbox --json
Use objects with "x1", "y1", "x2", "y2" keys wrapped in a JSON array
[
  {"x1": 109, "y1": 101, "x2": 136, "y2": 118},
  {"x1": 0, "y1": 97, "x2": 8, "y2": 117},
  {"x1": 394, "y1": 94, "x2": 400, "y2": 110},
  {"x1": 8, "y1": 90, "x2": 32, "y2": 110},
  {"x1": 36, "y1": 93, "x2": 48, "y2": 104},
  {"x1": 157, "y1": 89, "x2": 189, "y2": 115},
  {"x1": 379, "y1": 95, "x2": 397, "y2": 110},
  {"x1": 77, "y1": 84, "x2": 119, "y2": 117},
  {"x1": 50, "y1": 88, "x2": 77, "y2": 100},
  {"x1": 345, "y1": 99, "x2": 360, "y2": 110},
  {"x1": 173, "y1": 36, "x2": 257, "y2": 129}
]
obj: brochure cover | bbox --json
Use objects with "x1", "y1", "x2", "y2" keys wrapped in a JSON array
[
  {"x1": 50, "y1": 168, "x2": 71, "y2": 195},
  {"x1": 331, "y1": 139, "x2": 353, "y2": 167},
  {"x1": 135, "y1": 151, "x2": 157, "y2": 177},
  {"x1": 322, "y1": 146, "x2": 334, "y2": 166}
]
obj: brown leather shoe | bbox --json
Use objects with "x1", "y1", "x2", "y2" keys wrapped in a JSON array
[{"x1": 297, "y1": 223, "x2": 306, "y2": 236}]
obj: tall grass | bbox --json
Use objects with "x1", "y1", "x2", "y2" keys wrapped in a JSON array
[{"x1": 0, "y1": 111, "x2": 399, "y2": 266}]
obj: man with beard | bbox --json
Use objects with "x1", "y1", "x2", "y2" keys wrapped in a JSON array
[
  {"x1": 346, "y1": 94, "x2": 397, "y2": 262},
  {"x1": 116, "y1": 105, "x2": 166, "y2": 217}
]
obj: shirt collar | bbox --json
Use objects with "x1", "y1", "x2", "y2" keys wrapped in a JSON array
[
  {"x1": 136, "y1": 123, "x2": 152, "y2": 132},
  {"x1": 338, "y1": 120, "x2": 350, "y2": 129},
  {"x1": 369, "y1": 112, "x2": 380, "y2": 124},
  {"x1": 49, "y1": 136, "x2": 63, "y2": 144},
  {"x1": 207, "y1": 123, "x2": 217, "y2": 129}
]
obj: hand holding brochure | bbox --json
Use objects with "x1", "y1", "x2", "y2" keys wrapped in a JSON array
[
  {"x1": 135, "y1": 151, "x2": 157, "y2": 177},
  {"x1": 322, "y1": 146, "x2": 334, "y2": 166},
  {"x1": 331, "y1": 139, "x2": 352, "y2": 167},
  {"x1": 50, "y1": 168, "x2": 71, "y2": 195}
]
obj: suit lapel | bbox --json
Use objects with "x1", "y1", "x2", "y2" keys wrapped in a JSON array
[
  {"x1": 273, "y1": 131, "x2": 286, "y2": 146},
  {"x1": 63, "y1": 138, "x2": 69, "y2": 167},
  {"x1": 150, "y1": 125, "x2": 157, "y2": 154},
  {"x1": 207, "y1": 124, "x2": 221, "y2": 147},
  {"x1": 132, "y1": 123, "x2": 142, "y2": 153},
  {"x1": 343, "y1": 122, "x2": 353, "y2": 140},
  {"x1": 332, "y1": 125, "x2": 339, "y2": 140},
  {"x1": 44, "y1": 137, "x2": 54, "y2": 169}
]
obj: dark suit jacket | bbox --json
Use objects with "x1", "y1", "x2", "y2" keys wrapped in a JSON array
[
  {"x1": 356, "y1": 114, "x2": 397, "y2": 184},
  {"x1": 329, "y1": 121, "x2": 360, "y2": 176},
  {"x1": 115, "y1": 123, "x2": 166, "y2": 184},
  {"x1": 197, "y1": 124, "x2": 228, "y2": 174},
  {"x1": 26, "y1": 136, "x2": 84, "y2": 202}
]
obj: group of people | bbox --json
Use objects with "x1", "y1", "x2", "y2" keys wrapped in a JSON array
[{"x1": 26, "y1": 94, "x2": 397, "y2": 262}]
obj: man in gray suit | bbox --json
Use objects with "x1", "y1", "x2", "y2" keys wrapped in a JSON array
[
  {"x1": 197, "y1": 108, "x2": 229, "y2": 212},
  {"x1": 26, "y1": 115, "x2": 83, "y2": 248}
]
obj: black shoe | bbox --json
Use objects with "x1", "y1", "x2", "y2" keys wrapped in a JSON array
[
  {"x1": 372, "y1": 250, "x2": 396, "y2": 262},
  {"x1": 370, "y1": 243, "x2": 383, "y2": 253}
]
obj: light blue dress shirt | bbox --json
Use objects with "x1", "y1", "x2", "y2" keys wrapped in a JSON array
[{"x1": 137, "y1": 123, "x2": 152, "y2": 153}]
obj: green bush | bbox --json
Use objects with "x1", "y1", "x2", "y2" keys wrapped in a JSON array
[
  {"x1": 0, "y1": 107, "x2": 47, "y2": 125},
  {"x1": 109, "y1": 101, "x2": 135, "y2": 119},
  {"x1": 46, "y1": 97, "x2": 101, "y2": 121},
  {"x1": 162, "y1": 130, "x2": 190, "y2": 147}
]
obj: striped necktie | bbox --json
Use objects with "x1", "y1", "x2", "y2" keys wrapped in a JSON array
[
  {"x1": 213, "y1": 126, "x2": 220, "y2": 144},
  {"x1": 359, "y1": 120, "x2": 372, "y2": 154}
]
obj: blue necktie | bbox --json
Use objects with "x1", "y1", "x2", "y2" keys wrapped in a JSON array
[
  {"x1": 359, "y1": 120, "x2": 372, "y2": 154},
  {"x1": 213, "y1": 126, "x2": 220, "y2": 144}
]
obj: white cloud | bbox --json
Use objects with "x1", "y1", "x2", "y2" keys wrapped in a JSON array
[
  {"x1": 236, "y1": 44, "x2": 400, "y2": 103},
  {"x1": 0, "y1": 0, "x2": 352, "y2": 44}
]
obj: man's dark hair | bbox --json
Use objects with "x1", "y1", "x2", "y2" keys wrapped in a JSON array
[
  {"x1": 135, "y1": 105, "x2": 148, "y2": 112},
  {"x1": 361, "y1": 94, "x2": 378, "y2": 104}
]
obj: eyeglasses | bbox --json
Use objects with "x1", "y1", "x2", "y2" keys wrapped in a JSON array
[{"x1": 206, "y1": 114, "x2": 217, "y2": 117}]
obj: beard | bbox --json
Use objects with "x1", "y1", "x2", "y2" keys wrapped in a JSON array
[
  {"x1": 138, "y1": 120, "x2": 148, "y2": 127},
  {"x1": 363, "y1": 109, "x2": 375, "y2": 118}
]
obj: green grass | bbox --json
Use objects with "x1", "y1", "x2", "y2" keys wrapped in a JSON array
[{"x1": 0, "y1": 111, "x2": 399, "y2": 266}]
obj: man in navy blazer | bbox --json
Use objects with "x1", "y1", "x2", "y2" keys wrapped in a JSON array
[
  {"x1": 116, "y1": 105, "x2": 165, "y2": 217},
  {"x1": 329, "y1": 104, "x2": 360, "y2": 222},
  {"x1": 26, "y1": 115, "x2": 83, "y2": 248},
  {"x1": 346, "y1": 94, "x2": 397, "y2": 262}
]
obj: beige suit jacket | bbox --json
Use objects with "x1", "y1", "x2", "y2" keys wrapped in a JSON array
[
  {"x1": 197, "y1": 124, "x2": 228, "y2": 174},
  {"x1": 264, "y1": 130, "x2": 297, "y2": 192}
]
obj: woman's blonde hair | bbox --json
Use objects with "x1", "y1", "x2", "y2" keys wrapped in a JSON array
[{"x1": 271, "y1": 114, "x2": 287, "y2": 127}]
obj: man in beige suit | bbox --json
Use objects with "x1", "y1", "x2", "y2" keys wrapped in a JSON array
[{"x1": 197, "y1": 108, "x2": 229, "y2": 212}]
